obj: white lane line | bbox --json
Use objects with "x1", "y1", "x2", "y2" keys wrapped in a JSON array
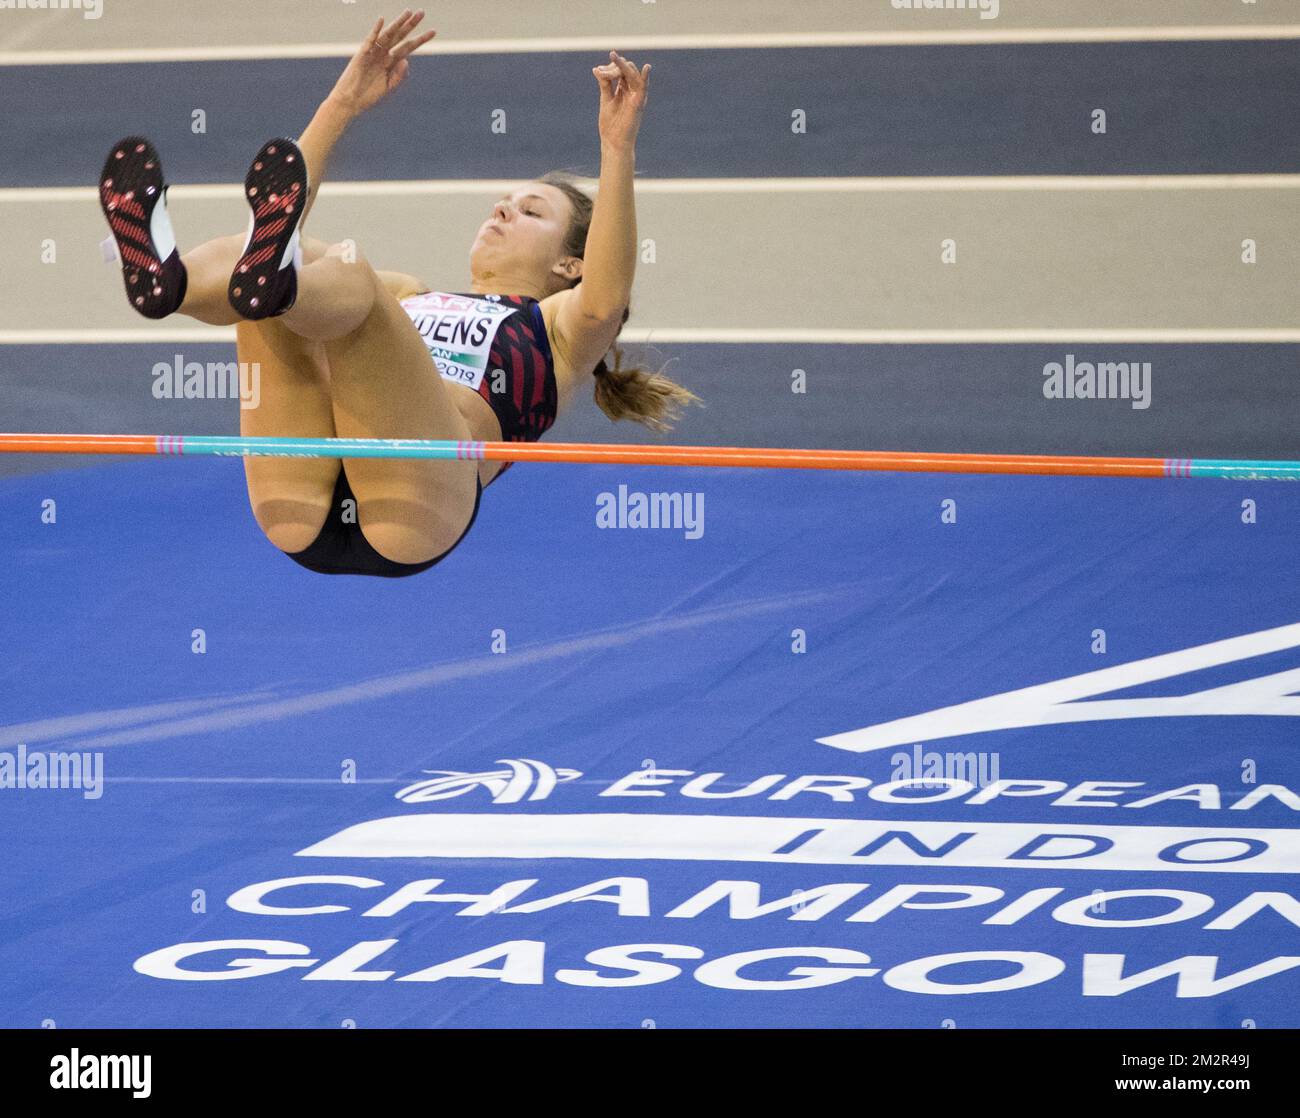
[
  {"x1": 4, "y1": 175, "x2": 1299, "y2": 204},
  {"x1": 1, "y1": 26, "x2": 1298, "y2": 65},
  {"x1": 103, "y1": 777, "x2": 403, "y2": 784},
  {"x1": 0, "y1": 328, "x2": 239, "y2": 343},
  {"x1": 626, "y1": 329, "x2": 1300, "y2": 344},
  {"x1": 2, "y1": 328, "x2": 1297, "y2": 345},
  {"x1": 606, "y1": 175, "x2": 1300, "y2": 193}
]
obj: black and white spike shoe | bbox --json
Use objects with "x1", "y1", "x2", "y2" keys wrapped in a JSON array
[
  {"x1": 97, "y1": 136, "x2": 188, "y2": 320},
  {"x1": 228, "y1": 137, "x2": 307, "y2": 320}
]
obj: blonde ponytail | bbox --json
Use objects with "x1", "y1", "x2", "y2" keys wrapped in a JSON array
[{"x1": 592, "y1": 309, "x2": 703, "y2": 432}]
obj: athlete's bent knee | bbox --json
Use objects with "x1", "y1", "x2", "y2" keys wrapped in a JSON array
[
  {"x1": 325, "y1": 240, "x2": 371, "y2": 270},
  {"x1": 251, "y1": 498, "x2": 332, "y2": 555}
]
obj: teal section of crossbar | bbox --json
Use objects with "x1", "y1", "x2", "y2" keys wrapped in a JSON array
[
  {"x1": 174, "y1": 435, "x2": 485, "y2": 460},
  {"x1": 1189, "y1": 460, "x2": 1300, "y2": 480}
]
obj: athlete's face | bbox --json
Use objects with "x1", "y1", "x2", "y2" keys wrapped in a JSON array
[{"x1": 469, "y1": 182, "x2": 579, "y2": 289}]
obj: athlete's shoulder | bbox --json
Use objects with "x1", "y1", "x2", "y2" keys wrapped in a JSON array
[{"x1": 536, "y1": 286, "x2": 577, "y2": 337}]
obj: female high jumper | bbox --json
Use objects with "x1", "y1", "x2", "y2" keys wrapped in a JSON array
[{"x1": 97, "y1": 9, "x2": 698, "y2": 578}]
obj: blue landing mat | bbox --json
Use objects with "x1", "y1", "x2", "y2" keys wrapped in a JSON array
[{"x1": 1, "y1": 459, "x2": 1298, "y2": 1027}]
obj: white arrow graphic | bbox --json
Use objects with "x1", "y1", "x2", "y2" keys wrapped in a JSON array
[{"x1": 817, "y1": 621, "x2": 1300, "y2": 754}]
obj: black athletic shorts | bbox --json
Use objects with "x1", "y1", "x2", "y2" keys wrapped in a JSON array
[{"x1": 284, "y1": 466, "x2": 482, "y2": 578}]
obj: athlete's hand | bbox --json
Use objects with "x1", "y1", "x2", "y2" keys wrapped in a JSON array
[
  {"x1": 328, "y1": 9, "x2": 436, "y2": 117},
  {"x1": 593, "y1": 51, "x2": 651, "y2": 152}
]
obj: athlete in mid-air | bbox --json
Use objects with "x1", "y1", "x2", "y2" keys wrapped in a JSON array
[{"x1": 98, "y1": 8, "x2": 698, "y2": 577}]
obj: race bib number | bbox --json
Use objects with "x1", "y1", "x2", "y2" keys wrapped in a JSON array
[{"x1": 402, "y1": 291, "x2": 517, "y2": 391}]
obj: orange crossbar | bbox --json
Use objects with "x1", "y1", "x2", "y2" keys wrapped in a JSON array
[
  {"x1": 0, "y1": 433, "x2": 160, "y2": 455},
  {"x1": 503, "y1": 442, "x2": 1170, "y2": 476},
  {"x1": 0, "y1": 432, "x2": 1177, "y2": 477}
]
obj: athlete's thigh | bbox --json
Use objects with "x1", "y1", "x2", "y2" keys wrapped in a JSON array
[
  {"x1": 323, "y1": 287, "x2": 479, "y2": 564},
  {"x1": 237, "y1": 319, "x2": 340, "y2": 553}
]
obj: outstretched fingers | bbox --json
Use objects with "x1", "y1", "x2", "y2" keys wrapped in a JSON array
[
  {"x1": 377, "y1": 9, "x2": 429, "y2": 52},
  {"x1": 375, "y1": 10, "x2": 415, "y2": 50},
  {"x1": 391, "y1": 28, "x2": 437, "y2": 63}
]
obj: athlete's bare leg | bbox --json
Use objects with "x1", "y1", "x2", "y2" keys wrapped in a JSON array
[
  {"x1": 179, "y1": 233, "x2": 374, "y2": 340},
  {"x1": 235, "y1": 313, "x2": 340, "y2": 555},
  {"x1": 316, "y1": 246, "x2": 479, "y2": 566}
]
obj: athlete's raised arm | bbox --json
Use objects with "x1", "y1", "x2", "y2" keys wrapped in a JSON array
[
  {"x1": 297, "y1": 9, "x2": 437, "y2": 227},
  {"x1": 548, "y1": 52, "x2": 652, "y2": 372}
]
